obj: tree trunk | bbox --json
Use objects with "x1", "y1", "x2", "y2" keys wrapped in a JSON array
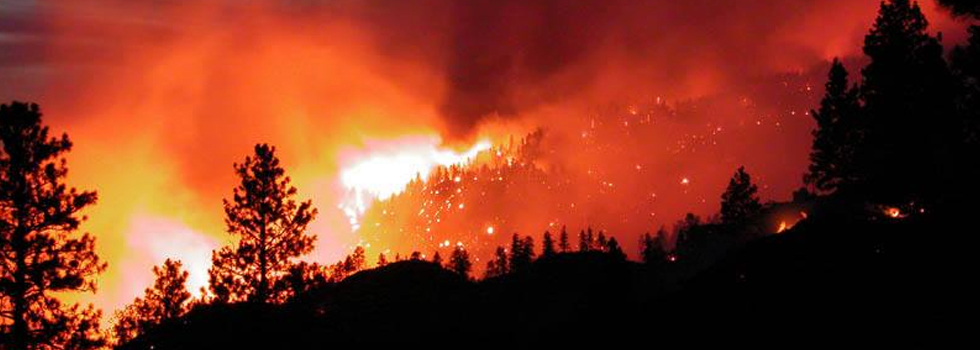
[
  {"x1": 12, "y1": 212, "x2": 28, "y2": 349},
  {"x1": 258, "y1": 214, "x2": 268, "y2": 304}
]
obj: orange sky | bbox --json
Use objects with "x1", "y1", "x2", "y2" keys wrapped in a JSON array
[{"x1": 0, "y1": 0, "x2": 971, "y2": 315}]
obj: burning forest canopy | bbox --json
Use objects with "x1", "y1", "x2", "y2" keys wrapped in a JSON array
[{"x1": 0, "y1": 0, "x2": 977, "y2": 337}]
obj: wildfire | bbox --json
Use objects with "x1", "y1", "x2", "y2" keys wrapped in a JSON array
[
  {"x1": 338, "y1": 136, "x2": 491, "y2": 230},
  {"x1": 776, "y1": 221, "x2": 790, "y2": 233}
]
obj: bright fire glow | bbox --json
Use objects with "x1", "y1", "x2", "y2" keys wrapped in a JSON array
[
  {"x1": 338, "y1": 136, "x2": 491, "y2": 230},
  {"x1": 884, "y1": 207, "x2": 904, "y2": 219},
  {"x1": 776, "y1": 221, "x2": 790, "y2": 233}
]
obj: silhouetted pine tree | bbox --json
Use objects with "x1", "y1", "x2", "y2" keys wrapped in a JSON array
[
  {"x1": 485, "y1": 246, "x2": 509, "y2": 278},
  {"x1": 720, "y1": 167, "x2": 762, "y2": 226},
  {"x1": 673, "y1": 213, "x2": 702, "y2": 260},
  {"x1": 858, "y1": 0, "x2": 959, "y2": 205},
  {"x1": 0, "y1": 102, "x2": 106, "y2": 350},
  {"x1": 578, "y1": 229, "x2": 589, "y2": 252},
  {"x1": 448, "y1": 246, "x2": 472, "y2": 279},
  {"x1": 606, "y1": 237, "x2": 626, "y2": 260},
  {"x1": 113, "y1": 259, "x2": 191, "y2": 344},
  {"x1": 208, "y1": 144, "x2": 317, "y2": 304},
  {"x1": 377, "y1": 253, "x2": 389, "y2": 267},
  {"x1": 558, "y1": 226, "x2": 570, "y2": 252},
  {"x1": 596, "y1": 231, "x2": 608, "y2": 251},
  {"x1": 541, "y1": 231, "x2": 556, "y2": 258},
  {"x1": 432, "y1": 251, "x2": 443, "y2": 265},
  {"x1": 640, "y1": 227, "x2": 668, "y2": 265},
  {"x1": 509, "y1": 234, "x2": 535, "y2": 273},
  {"x1": 806, "y1": 59, "x2": 863, "y2": 194}
]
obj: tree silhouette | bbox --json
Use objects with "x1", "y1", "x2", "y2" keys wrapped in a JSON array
[
  {"x1": 208, "y1": 144, "x2": 317, "y2": 304},
  {"x1": 558, "y1": 226, "x2": 570, "y2": 252},
  {"x1": 541, "y1": 231, "x2": 556, "y2": 258},
  {"x1": 858, "y1": 0, "x2": 958, "y2": 205},
  {"x1": 377, "y1": 253, "x2": 389, "y2": 267},
  {"x1": 596, "y1": 231, "x2": 608, "y2": 251},
  {"x1": 720, "y1": 167, "x2": 762, "y2": 226},
  {"x1": 640, "y1": 227, "x2": 668, "y2": 265},
  {"x1": 509, "y1": 234, "x2": 535, "y2": 274},
  {"x1": 279, "y1": 261, "x2": 328, "y2": 297},
  {"x1": 448, "y1": 246, "x2": 472, "y2": 279},
  {"x1": 113, "y1": 259, "x2": 191, "y2": 344},
  {"x1": 806, "y1": 59, "x2": 862, "y2": 194},
  {"x1": 431, "y1": 251, "x2": 443, "y2": 265},
  {"x1": 0, "y1": 102, "x2": 106, "y2": 350},
  {"x1": 485, "y1": 246, "x2": 509, "y2": 278},
  {"x1": 605, "y1": 237, "x2": 625, "y2": 260}
]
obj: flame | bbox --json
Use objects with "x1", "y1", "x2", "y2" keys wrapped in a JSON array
[
  {"x1": 338, "y1": 136, "x2": 490, "y2": 230},
  {"x1": 776, "y1": 221, "x2": 790, "y2": 233}
]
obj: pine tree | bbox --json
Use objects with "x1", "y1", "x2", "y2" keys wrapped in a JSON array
[
  {"x1": 596, "y1": 231, "x2": 608, "y2": 251},
  {"x1": 0, "y1": 102, "x2": 107, "y2": 350},
  {"x1": 541, "y1": 231, "x2": 556, "y2": 258},
  {"x1": 377, "y1": 252, "x2": 389, "y2": 267},
  {"x1": 720, "y1": 166, "x2": 762, "y2": 225},
  {"x1": 606, "y1": 237, "x2": 625, "y2": 261},
  {"x1": 113, "y1": 259, "x2": 191, "y2": 344},
  {"x1": 858, "y1": 0, "x2": 958, "y2": 205},
  {"x1": 806, "y1": 59, "x2": 862, "y2": 194},
  {"x1": 448, "y1": 246, "x2": 472, "y2": 279},
  {"x1": 431, "y1": 251, "x2": 443, "y2": 265},
  {"x1": 578, "y1": 229, "x2": 589, "y2": 252},
  {"x1": 485, "y1": 246, "x2": 509, "y2": 278},
  {"x1": 208, "y1": 144, "x2": 317, "y2": 304},
  {"x1": 558, "y1": 226, "x2": 570, "y2": 252},
  {"x1": 640, "y1": 227, "x2": 668, "y2": 265},
  {"x1": 508, "y1": 234, "x2": 535, "y2": 273}
]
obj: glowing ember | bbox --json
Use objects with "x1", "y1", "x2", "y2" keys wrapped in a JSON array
[{"x1": 486, "y1": 226, "x2": 495, "y2": 235}]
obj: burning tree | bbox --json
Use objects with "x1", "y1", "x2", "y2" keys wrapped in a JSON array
[
  {"x1": 208, "y1": 144, "x2": 317, "y2": 304},
  {"x1": 0, "y1": 102, "x2": 107, "y2": 350}
]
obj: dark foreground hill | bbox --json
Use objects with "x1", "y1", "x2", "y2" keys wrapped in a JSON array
[{"x1": 118, "y1": 214, "x2": 967, "y2": 348}]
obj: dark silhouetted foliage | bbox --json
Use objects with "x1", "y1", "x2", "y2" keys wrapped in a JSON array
[
  {"x1": 447, "y1": 246, "x2": 472, "y2": 279},
  {"x1": 806, "y1": 59, "x2": 863, "y2": 194},
  {"x1": 113, "y1": 259, "x2": 191, "y2": 344},
  {"x1": 558, "y1": 226, "x2": 570, "y2": 252},
  {"x1": 541, "y1": 231, "x2": 556, "y2": 258},
  {"x1": 857, "y1": 0, "x2": 959, "y2": 206},
  {"x1": 720, "y1": 167, "x2": 762, "y2": 226},
  {"x1": 208, "y1": 144, "x2": 317, "y2": 304},
  {"x1": 640, "y1": 228, "x2": 668, "y2": 265},
  {"x1": 0, "y1": 102, "x2": 106, "y2": 350}
]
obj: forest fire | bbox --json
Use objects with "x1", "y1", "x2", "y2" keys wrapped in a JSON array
[
  {"x1": 337, "y1": 136, "x2": 491, "y2": 230},
  {"x1": 0, "y1": 0, "x2": 976, "y2": 347}
]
